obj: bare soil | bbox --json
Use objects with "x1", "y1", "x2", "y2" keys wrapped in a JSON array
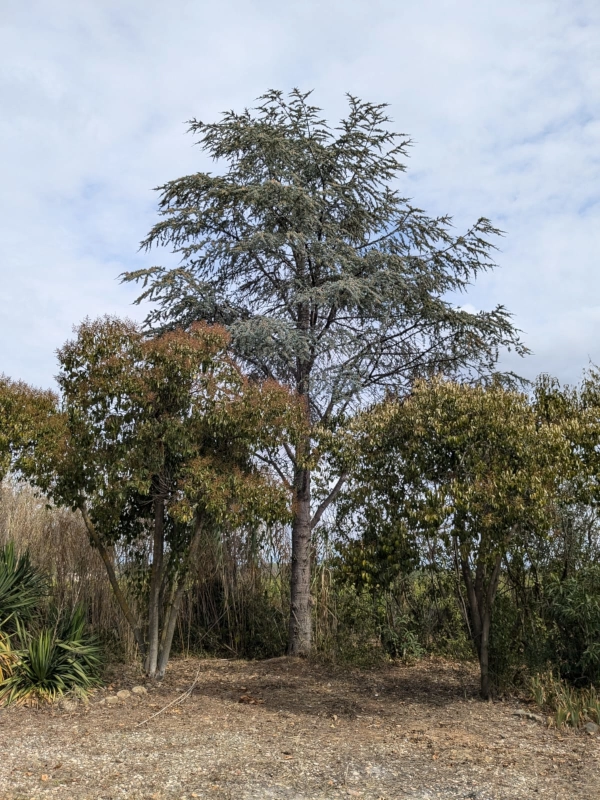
[{"x1": 0, "y1": 656, "x2": 597, "y2": 799}]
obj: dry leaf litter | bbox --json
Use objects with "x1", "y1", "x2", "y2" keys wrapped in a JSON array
[{"x1": 0, "y1": 656, "x2": 597, "y2": 799}]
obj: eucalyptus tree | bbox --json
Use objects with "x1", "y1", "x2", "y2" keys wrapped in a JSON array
[
  {"x1": 339, "y1": 379, "x2": 568, "y2": 698},
  {"x1": 124, "y1": 89, "x2": 526, "y2": 655},
  {"x1": 26, "y1": 318, "x2": 301, "y2": 678},
  {"x1": 0, "y1": 377, "x2": 57, "y2": 488}
]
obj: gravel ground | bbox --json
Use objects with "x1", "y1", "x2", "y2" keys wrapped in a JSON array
[{"x1": 0, "y1": 656, "x2": 597, "y2": 799}]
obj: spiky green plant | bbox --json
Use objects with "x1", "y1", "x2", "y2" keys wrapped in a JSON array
[
  {"x1": 0, "y1": 607, "x2": 102, "y2": 705},
  {"x1": 0, "y1": 541, "x2": 45, "y2": 629},
  {"x1": 0, "y1": 630, "x2": 17, "y2": 682}
]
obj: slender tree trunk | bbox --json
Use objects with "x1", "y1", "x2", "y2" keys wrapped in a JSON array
[
  {"x1": 79, "y1": 504, "x2": 146, "y2": 658},
  {"x1": 288, "y1": 462, "x2": 312, "y2": 656},
  {"x1": 146, "y1": 494, "x2": 165, "y2": 677},
  {"x1": 479, "y1": 610, "x2": 492, "y2": 700},
  {"x1": 460, "y1": 554, "x2": 482, "y2": 652},
  {"x1": 480, "y1": 551, "x2": 504, "y2": 699},
  {"x1": 156, "y1": 516, "x2": 204, "y2": 678}
]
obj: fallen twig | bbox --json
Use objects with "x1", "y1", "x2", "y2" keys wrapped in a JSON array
[{"x1": 134, "y1": 668, "x2": 201, "y2": 728}]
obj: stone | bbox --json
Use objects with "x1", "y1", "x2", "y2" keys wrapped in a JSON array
[
  {"x1": 584, "y1": 722, "x2": 599, "y2": 735},
  {"x1": 116, "y1": 690, "x2": 131, "y2": 700},
  {"x1": 131, "y1": 685, "x2": 147, "y2": 695},
  {"x1": 106, "y1": 695, "x2": 119, "y2": 705}
]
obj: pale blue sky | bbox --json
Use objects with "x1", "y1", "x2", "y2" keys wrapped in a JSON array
[{"x1": 2, "y1": 0, "x2": 600, "y2": 388}]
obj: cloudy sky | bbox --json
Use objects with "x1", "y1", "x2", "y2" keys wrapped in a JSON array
[{"x1": 2, "y1": 0, "x2": 599, "y2": 389}]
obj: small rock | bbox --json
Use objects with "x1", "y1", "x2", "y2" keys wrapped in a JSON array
[
  {"x1": 106, "y1": 695, "x2": 119, "y2": 705},
  {"x1": 131, "y1": 685, "x2": 147, "y2": 695},
  {"x1": 584, "y1": 722, "x2": 599, "y2": 735},
  {"x1": 116, "y1": 690, "x2": 131, "y2": 700}
]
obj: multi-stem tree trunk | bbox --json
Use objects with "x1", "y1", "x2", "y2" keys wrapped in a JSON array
[
  {"x1": 81, "y1": 499, "x2": 204, "y2": 678},
  {"x1": 156, "y1": 515, "x2": 204, "y2": 678},
  {"x1": 459, "y1": 545, "x2": 503, "y2": 700},
  {"x1": 479, "y1": 611, "x2": 493, "y2": 700}
]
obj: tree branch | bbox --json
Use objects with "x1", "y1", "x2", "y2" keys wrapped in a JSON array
[
  {"x1": 311, "y1": 472, "x2": 348, "y2": 530},
  {"x1": 255, "y1": 452, "x2": 292, "y2": 491},
  {"x1": 79, "y1": 503, "x2": 146, "y2": 657}
]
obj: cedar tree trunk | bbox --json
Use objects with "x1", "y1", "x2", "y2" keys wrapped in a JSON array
[{"x1": 288, "y1": 463, "x2": 312, "y2": 656}]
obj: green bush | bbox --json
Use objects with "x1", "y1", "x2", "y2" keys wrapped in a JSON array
[
  {"x1": 544, "y1": 567, "x2": 600, "y2": 686},
  {"x1": 315, "y1": 582, "x2": 387, "y2": 667},
  {"x1": 486, "y1": 564, "x2": 600, "y2": 694}
]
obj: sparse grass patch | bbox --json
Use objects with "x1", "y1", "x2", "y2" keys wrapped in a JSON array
[{"x1": 530, "y1": 670, "x2": 600, "y2": 728}]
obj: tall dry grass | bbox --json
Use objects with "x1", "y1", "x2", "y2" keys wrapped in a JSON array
[
  {"x1": 0, "y1": 480, "x2": 136, "y2": 659},
  {"x1": 0, "y1": 481, "x2": 294, "y2": 662},
  {"x1": 0, "y1": 481, "x2": 468, "y2": 667}
]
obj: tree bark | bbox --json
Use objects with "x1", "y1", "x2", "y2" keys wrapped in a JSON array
[
  {"x1": 461, "y1": 546, "x2": 504, "y2": 700},
  {"x1": 156, "y1": 516, "x2": 204, "y2": 678},
  {"x1": 146, "y1": 493, "x2": 165, "y2": 677},
  {"x1": 479, "y1": 609, "x2": 492, "y2": 700},
  {"x1": 288, "y1": 463, "x2": 312, "y2": 656}
]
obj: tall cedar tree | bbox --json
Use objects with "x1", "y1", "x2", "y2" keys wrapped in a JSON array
[
  {"x1": 20, "y1": 319, "x2": 302, "y2": 678},
  {"x1": 124, "y1": 90, "x2": 526, "y2": 655}
]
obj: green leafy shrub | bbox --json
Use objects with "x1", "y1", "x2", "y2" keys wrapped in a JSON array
[
  {"x1": 0, "y1": 606, "x2": 102, "y2": 705},
  {"x1": 315, "y1": 582, "x2": 388, "y2": 667},
  {"x1": 544, "y1": 567, "x2": 600, "y2": 686},
  {"x1": 487, "y1": 587, "x2": 537, "y2": 691},
  {"x1": 402, "y1": 571, "x2": 472, "y2": 660}
]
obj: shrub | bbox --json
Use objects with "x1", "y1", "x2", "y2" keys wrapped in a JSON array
[
  {"x1": 544, "y1": 567, "x2": 600, "y2": 686},
  {"x1": 0, "y1": 484, "x2": 137, "y2": 662},
  {"x1": 0, "y1": 541, "x2": 45, "y2": 630},
  {"x1": 0, "y1": 606, "x2": 102, "y2": 705}
]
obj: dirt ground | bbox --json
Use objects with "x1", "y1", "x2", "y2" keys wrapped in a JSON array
[{"x1": 0, "y1": 656, "x2": 598, "y2": 800}]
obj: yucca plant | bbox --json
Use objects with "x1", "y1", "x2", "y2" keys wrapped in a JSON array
[
  {"x1": 0, "y1": 607, "x2": 102, "y2": 705},
  {"x1": 0, "y1": 541, "x2": 45, "y2": 629},
  {"x1": 0, "y1": 630, "x2": 17, "y2": 682}
]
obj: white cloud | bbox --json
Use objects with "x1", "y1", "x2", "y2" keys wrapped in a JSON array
[{"x1": 1, "y1": 0, "x2": 600, "y2": 387}]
